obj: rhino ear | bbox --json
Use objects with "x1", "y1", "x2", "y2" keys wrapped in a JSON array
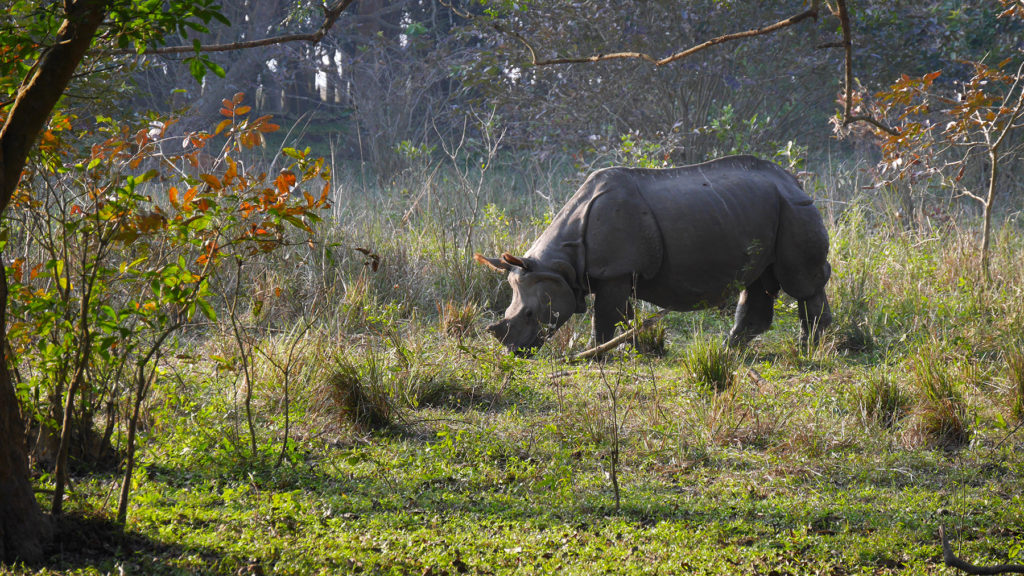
[
  {"x1": 500, "y1": 253, "x2": 529, "y2": 270},
  {"x1": 474, "y1": 253, "x2": 512, "y2": 273}
]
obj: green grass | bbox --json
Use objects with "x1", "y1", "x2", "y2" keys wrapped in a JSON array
[{"x1": 9, "y1": 161, "x2": 1024, "y2": 575}]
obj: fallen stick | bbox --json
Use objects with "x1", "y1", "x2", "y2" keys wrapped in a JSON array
[
  {"x1": 572, "y1": 310, "x2": 669, "y2": 361},
  {"x1": 940, "y1": 525, "x2": 1024, "y2": 575}
]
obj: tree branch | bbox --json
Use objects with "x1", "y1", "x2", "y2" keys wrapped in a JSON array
[
  {"x1": 940, "y1": 526, "x2": 1024, "y2": 575},
  {"x1": 1, "y1": 0, "x2": 108, "y2": 214},
  {"x1": 113, "y1": 0, "x2": 356, "y2": 56},
  {"x1": 507, "y1": 4, "x2": 821, "y2": 68},
  {"x1": 834, "y1": 0, "x2": 898, "y2": 135}
]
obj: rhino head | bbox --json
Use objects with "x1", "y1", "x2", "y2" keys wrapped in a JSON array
[{"x1": 474, "y1": 252, "x2": 578, "y2": 356}]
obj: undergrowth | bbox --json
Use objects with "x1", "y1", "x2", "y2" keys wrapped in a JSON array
[{"x1": 13, "y1": 159, "x2": 1024, "y2": 575}]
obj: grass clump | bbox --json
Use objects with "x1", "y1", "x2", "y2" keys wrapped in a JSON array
[
  {"x1": 439, "y1": 299, "x2": 479, "y2": 339},
  {"x1": 858, "y1": 369, "x2": 911, "y2": 429},
  {"x1": 910, "y1": 346, "x2": 970, "y2": 449},
  {"x1": 1004, "y1": 343, "x2": 1024, "y2": 421},
  {"x1": 328, "y1": 354, "x2": 399, "y2": 433},
  {"x1": 635, "y1": 322, "x2": 667, "y2": 357},
  {"x1": 684, "y1": 335, "x2": 739, "y2": 393}
]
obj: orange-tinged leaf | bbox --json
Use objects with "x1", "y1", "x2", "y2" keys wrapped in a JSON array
[
  {"x1": 219, "y1": 107, "x2": 234, "y2": 118},
  {"x1": 277, "y1": 170, "x2": 297, "y2": 191},
  {"x1": 169, "y1": 186, "x2": 180, "y2": 206},
  {"x1": 70, "y1": 204, "x2": 83, "y2": 216},
  {"x1": 30, "y1": 264, "x2": 42, "y2": 280},
  {"x1": 201, "y1": 174, "x2": 222, "y2": 190},
  {"x1": 197, "y1": 198, "x2": 211, "y2": 212},
  {"x1": 221, "y1": 97, "x2": 233, "y2": 109},
  {"x1": 215, "y1": 118, "x2": 232, "y2": 135},
  {"x1": 10, "y1": 258, "x2": 24, "y2": 280},
  {"x1": 234, "y1": 105, "x2": 251, "y2": 116},
  {"x1": 258, "y1": 122, "x2": 280, "y2": 133},
  {"x1": 184, "y1": 186, "x2": 198, "y2": 204},
  {"x1": 233, "y1": 92, "x2": 245, "y2": 104},
  {"x1": 304, "y1": 191, "x2": 315, "y2": 207}
]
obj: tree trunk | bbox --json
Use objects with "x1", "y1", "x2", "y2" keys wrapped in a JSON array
[
  {"x1": 980, "y1": 150, "x2": 998, "y2": 282},
  {"x1": 0, "y1": 1, "x2": 110, "y2": 562},
  {"x1": 0, "y1": 267, "x2": 51, "y2": 563}
]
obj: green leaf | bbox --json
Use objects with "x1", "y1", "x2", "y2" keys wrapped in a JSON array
[{"x1": 197, "y1": 298, "x2": 216, "y2": 321}]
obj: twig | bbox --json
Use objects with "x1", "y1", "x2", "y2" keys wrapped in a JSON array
[
  {"x1": 573, "y1": 310, "x2": 668, "y2": 361},
  {"x1": 939, "y1": 525, "x2": 1024, "y2": 575},
  {"x1": 505, "y1": 5, "x2": 820, "y2": 68},
  {"x1": 110, "y1": 0, "x2": 355, "y2": 56},
  {"x1": 834, "y1": 0, "x2": 898, "y2": 135}
]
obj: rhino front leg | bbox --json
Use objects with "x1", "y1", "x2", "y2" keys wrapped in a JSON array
[{"x1": 591, "y1": 277, "x2": 634, "y2": 345}]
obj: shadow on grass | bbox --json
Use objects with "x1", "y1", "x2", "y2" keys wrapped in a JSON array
[{"x1": 31, "y1": 511, "x2": 230, "y2": 575}]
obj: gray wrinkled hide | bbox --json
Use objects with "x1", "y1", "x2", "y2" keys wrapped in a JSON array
[{"x1": 481, "y1": 155, "x2": 832, "y2": 355}]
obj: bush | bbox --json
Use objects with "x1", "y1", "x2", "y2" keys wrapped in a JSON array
[
  {"x1": 684, "y1": 335, "x2": 739, "y2": 393},
  {"x1": 910, "y1": 346, "x2": 970, "y2": 449},
  {"x1": 1004, "y1": 343, "x2": 1024, "y2": 422},
  {"x1": 858, "y1": 370, "x2": 910, "y2": 429}
]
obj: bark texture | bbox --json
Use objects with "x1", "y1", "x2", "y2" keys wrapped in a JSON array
[{"x1": 0, "y1": 0, "x2": 109, "y2": 563}]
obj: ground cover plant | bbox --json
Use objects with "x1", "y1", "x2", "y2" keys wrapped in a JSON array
[{"x1": 5, "y1": 147, "x2": 1024, "y2": 575}]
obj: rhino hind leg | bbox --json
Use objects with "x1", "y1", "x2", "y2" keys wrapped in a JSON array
[{"x1": 728, "y1": 271, "x2": 778, "y2": 347}]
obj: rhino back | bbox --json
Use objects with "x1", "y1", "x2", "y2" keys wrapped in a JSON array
[{"x1": 613, "y1": 156, "x2": 811, "y2": 307}]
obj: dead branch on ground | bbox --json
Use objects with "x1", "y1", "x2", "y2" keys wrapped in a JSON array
[
  {"x1": 939, "y1": 525, "x2": 1024, "y2": 575},
  {"x1": 573, "y1": 310, "x2": 668, "y2": 361}
]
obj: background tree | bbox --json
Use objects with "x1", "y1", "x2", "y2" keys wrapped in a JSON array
[{"x1": 839, "y1": 0, "x2": 1024, "y2": 279}]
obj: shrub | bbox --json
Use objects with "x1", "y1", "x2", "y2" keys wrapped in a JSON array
[
  {"x1": 858, "y1": 370, "x2": 910, "y2": 429},
  {"x1": 910, "y1": 347, "x2": 970, "y2": 449},
  {"x1": 1004, "y1": 343, "x2": 1024, "y2": 422},
  {"x1": 684, "y1": 335, "x2": 738, "y2": 393}
]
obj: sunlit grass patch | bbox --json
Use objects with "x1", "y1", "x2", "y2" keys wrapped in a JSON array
[
  {"x1": 1004, "y1": 342, "x2": 1024, "y2": 422},
  {"x1": 908, "y1": 345, "x2": 971, "y2": 449},
  {"x1": 857, "y1": 368, "x2": 911, "y2": 429},
  {"x1": 684, "y1": 334, "x2": 740, "y2": 393}
]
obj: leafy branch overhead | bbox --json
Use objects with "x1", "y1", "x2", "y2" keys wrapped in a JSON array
[{"x1": 110, "y1": 0, "x2": 356, "y2": 56}]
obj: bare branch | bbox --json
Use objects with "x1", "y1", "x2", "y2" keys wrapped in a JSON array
[
  {"x1": 991, "y1": 58, "x2": 1024, "y2": 151},
  {"x1": 846, "y1": 114, "x2": 899, "y2": 136},
  {"x1": 573, "y1": 310, "x2": 668, "y2": 361},
  {"x1": 508, "y1": 4, "x2": 821, "y2": 68},
  {"x1": 939, "y1": 526, "x2": 1024, "y2": 575},
  {"x1": 955, "y1": 188, "x2": 988, "y2": 205},
  {"x1": 834, "y1": 0, "x2": 898, "y2": 135},
  {"x1": 112, "y1": 0, "x2": 356, "y2": 56}
]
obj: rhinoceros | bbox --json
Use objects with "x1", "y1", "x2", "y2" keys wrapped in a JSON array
[{"x1": 475, "y1": 155, "x2": 832, "y2": 356}]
